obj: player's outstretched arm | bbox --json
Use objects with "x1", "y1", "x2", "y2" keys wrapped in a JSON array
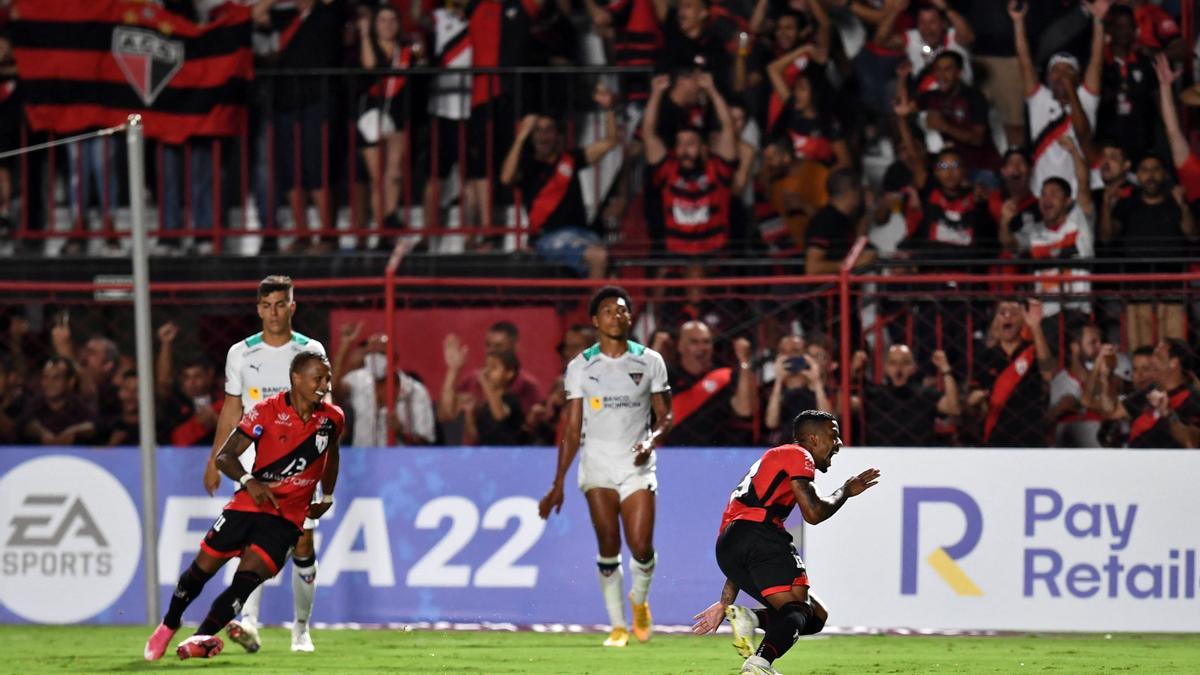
[
  {"x1": 309, "y1": 437, "x2": 340, "y2": 520},
  {"x1": 215, "y1": 429, "x2": 279, "y2": 510},
  {"x1": 692, "y1": 578, "x2": 739, "y2": 635},
  {"x1": 205, "y1": 394, "x2": 244, "y2": 495},
  {"x1": 538, "y1": 398, "x2": 583, "y2": 519},
  {"x1": 792, "y1": 468, "x2": 881, "y2": 525}
]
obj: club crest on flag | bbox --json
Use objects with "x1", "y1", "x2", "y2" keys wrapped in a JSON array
[{"x1": 112, "y1": 27, "x2": 184, "y2": 106}]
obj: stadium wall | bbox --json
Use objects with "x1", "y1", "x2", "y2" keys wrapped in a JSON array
[{"x1": 1, "y1": 447, "x2": 1197, "y2": 631}]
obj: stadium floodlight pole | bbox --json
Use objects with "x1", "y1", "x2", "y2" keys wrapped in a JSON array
[{"x1": 127, "y1": 114, "x2": 161, "y2": 624}]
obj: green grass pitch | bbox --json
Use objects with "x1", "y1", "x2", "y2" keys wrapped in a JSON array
[{"x1": 2, "y1": 626, "x2": 1198, "y2": 673}]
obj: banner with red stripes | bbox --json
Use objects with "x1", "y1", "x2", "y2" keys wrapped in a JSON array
[{"x1": 10, "y1": 0, "x2": 252, "y2": 144}]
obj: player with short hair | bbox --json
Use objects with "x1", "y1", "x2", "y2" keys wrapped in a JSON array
[
  {"x1": 538, "y1": 286, "x2": 673, "y2": 647},
  {"x1": 691, "y1": 410, "x2": 880, "y2": 674},
  {"x1": 144, "y1": 352, "x2": 343, "y2": 661},
  {"x1": 202, "y1": 275, "x2": 328, "y2": 653}
]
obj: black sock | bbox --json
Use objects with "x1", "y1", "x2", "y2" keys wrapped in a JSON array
[
  {"x1": 753, "y1": 608, "x2": 773, "y2": 632},
  {"x1": 755, "y1": 601, "x2": 813, "y2": 663},
  {"x1": 196, "y1": 571, "x2": 263, "y2": 636},
  {"x1": 163, "y1": 562, "x2": 214, "y2": 630}
]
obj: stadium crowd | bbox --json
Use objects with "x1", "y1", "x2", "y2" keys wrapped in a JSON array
[
  {"x1": 0, "y1": 0, "x2": 1198, "y2": 268},
  {"x1": 2, "y1": 295, "x2": 1200, "y2": 449}
]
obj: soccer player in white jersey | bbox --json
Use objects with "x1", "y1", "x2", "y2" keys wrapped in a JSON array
[
  {"x1": 538, "y1": 286, "x2": 673, "y2": 647},
  {"x1": 203, "y1": 275, "x2": 327, "y2": 653}
]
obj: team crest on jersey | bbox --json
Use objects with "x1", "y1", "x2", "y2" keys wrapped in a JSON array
[
  {"x1": 557, "y1": 161, "x2": 573, "y2": 177},
  {"x1": 1015, "y1": 357, "x2": 1029, "y2": 376},
  {"x1": 315, "y1": 433, "x2": 328, "y2": 453},
  {"x1": 628, "y1": 372, "x2": 644, "y2": 385}
]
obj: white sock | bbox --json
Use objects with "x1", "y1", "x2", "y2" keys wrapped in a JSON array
[
  {"x1": 292, "y1": 557, "x2": 317, "y2": 626},
  {"x1": 597, "y1": 555, "x2": 626, "y2": 629},
  {"x1": 241, "y1": 585, "x2": 263, "y2": 627},
  {"x1": 629, "y1": 552, "x2": 657, "y2": 605}
]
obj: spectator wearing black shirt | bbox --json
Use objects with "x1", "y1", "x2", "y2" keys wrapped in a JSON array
[
  {"x1": 21, "y1": 357, "x2": 96, "y2": 446},
  {"x1": 1101, "y1": 153, "x2": 1196, "y2": 348},
  {"x1": 102, "y1": 371, "x2": 141, "y2": 447},
  {"x1": 853, "y1": 344, "x2": 961, "y2": 447},
  {"x1": 763, "y1": 334, "x2": 833, "y2": 445},
  {"x1": 805, "y1": 170, "x2": 876, "y2": 275},
  {"x1": 500, "y1": 85, "x2": 618, "y2": 278},
  {"x1": 966, "y1": 299, "x2": 1056, "y2": 448},
  {"x1": 766, "y1": 64, "x2": 849, "y2": 172},
  {"x1": 1091, "y1": 339, "x2": 1200, "y2": 449},
  {"x1": 916, "y1": 51, "x2": 1000, "y2": 179},
  {"x1": 470, "y1": 350, "x2": 528, "y2": 446},
  {"x1": 666, "y1": 320, "x2": 756, "y2": 447},
  {"x1": 988, "y1": 148, "x2": 1038, "y2": 236},
  {"x1": 256, "y1": 0, "x2": 347, "y2": 253},
  {"x1": 1097, "y1": 5, "x2": 1158, "y2": 163},
  {"x1": 660, "y1": 0, "x2": 734, "y2": 95},
  {"x1": 0, "y1": 355, "x2": 23, "y2": 444}
]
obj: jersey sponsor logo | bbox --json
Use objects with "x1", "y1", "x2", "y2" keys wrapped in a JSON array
[
  {"x1": 0, "y1": 456, "x2": 141, "y2": 622},
  {"x1": 248, "y1": 386, "x2": 262, "y2": 401},
  {"x1": 589, "y1": 396, "x2": 603, "y2": 411},
  {"x1": 629, "y1": 372, "x2": 644, "y2": 385},
  {"x1": 901, "y1": 487, "x2": 984, "y2": 596},
  {"x1": 276, "y1": 412, "x2": 293, "y2": 426}
]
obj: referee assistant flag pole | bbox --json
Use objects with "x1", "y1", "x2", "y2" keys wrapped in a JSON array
[{"x1": 127, "y1": 115, "x2": 161, "y2": 624}]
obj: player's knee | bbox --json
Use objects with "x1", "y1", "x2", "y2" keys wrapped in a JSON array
[
  {"x1": 630, "y1": 546, "x2": 655, "y2": 566},
  {"x1": 231, "y1": 570, "x2": 264, "y2": 598},
  {"x1": 799, "y1": 613, "x2": 826, "y2": 636},
  {"x1": 778, "y1": 601, "x2": 814, "y2": 635}
]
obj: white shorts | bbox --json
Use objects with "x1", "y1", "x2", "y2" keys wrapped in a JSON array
[{"x1": 578, "y1": 450, "x2": 657, "y2": 503}]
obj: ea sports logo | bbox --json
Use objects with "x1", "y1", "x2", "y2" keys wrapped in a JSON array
[{"x1": 0, "y1": 456, "x2": 141, "y2": 623}]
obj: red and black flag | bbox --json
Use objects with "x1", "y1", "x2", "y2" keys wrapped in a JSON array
[{"x1": 10, "y1": 0, "x2": 252, "y2": 144}]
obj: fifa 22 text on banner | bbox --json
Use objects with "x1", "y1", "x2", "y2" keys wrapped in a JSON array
[{"x1": 804, "y1": 448, "x2": 1200, "y2": 632}]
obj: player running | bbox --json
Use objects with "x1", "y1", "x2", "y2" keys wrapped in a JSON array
[
  {"x1": 203, "y1": 275, "x2": 328, "y2": 653},
  {"x1": 691, "y1": 410, "x2": 880, "y2": 674},
  {"x1": 538, "y1": 286, "x2": 673, "y2": 647},
  {"x1": 144, "y1": 352, "x2": 344, "y2": 662}
]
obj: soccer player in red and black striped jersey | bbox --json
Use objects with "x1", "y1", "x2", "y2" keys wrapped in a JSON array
[
  {"x1": 144, "y1": 352, "x2": 344, "y2": 662},
  {"x1": 690, "y1": 410, "x2": 879, "y2": 674},
  {"x1": 499, "y1": 85, "x2": 618, "y2": 278}
]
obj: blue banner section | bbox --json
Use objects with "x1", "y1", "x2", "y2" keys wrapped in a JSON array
[{"x1": 0, "y1": 446, "x2": 768, "y2": 626}]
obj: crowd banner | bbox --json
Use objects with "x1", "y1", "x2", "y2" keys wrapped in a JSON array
[{"x1": 2, "y1": 447, "x2": 1197, "y2": 631}]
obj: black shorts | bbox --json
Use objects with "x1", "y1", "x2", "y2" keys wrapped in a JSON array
[
  {"x1": 433, "y1": 98, "x2": 514, "y2": 180},
  {"x1": 716, "y1": 520, "x2": 810, "y2": 605},
  {"x1": 199, "y1": 509, "x2": 301, "y2": 578}
]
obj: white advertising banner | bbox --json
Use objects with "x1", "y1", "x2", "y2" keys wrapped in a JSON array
[{"x1": 801, "y1": 448, "x2": 1200, "y2": 632}]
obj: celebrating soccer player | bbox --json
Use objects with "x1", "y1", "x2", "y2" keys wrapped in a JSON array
[
  {"x1": 203, "y1": 275, "x2": 329, "y2": 652},
  {"x1": 144, "y1": 352, "x2": 344, "y2": 661},
  {"x1": 690, "y1": 410, "x2": 880, "y2": 674},
  {"x1": 538, "y1": 286, "x2": 673, "y2": 647}
]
